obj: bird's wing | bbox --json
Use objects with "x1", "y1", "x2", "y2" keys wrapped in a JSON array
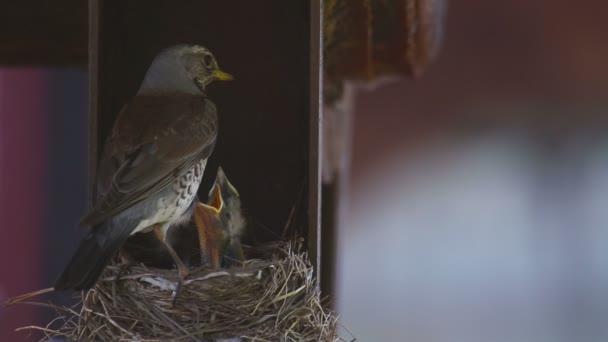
[{"x1": 81, "y1": 93, "x2": 218, "y2": 226}]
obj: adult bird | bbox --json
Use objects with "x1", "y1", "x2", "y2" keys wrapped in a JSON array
[{"x1": 55, "y1": 44, "x2": 233, "y2": 291}]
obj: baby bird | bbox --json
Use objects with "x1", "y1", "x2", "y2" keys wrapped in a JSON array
[{"x1": 194, "y1": 167, "x2": 246, "y2": 269}]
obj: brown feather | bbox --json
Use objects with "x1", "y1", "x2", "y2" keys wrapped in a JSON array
[{"x1": 81, "y1": 93, "x2": 217, "y2": 226}]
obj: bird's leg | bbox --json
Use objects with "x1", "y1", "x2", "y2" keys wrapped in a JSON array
[
  {"x1": 153, "y1": 224, "x2": 189, "y2": 305},
  {"x1": 112, "y1": 253, "x2": 136, "y2": 302},
  {"x1": 114, "y1": 252, "x2": 136, "y2": 283}
]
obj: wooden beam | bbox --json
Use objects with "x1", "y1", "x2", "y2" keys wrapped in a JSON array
[
  {"x1": 0, "y1": 1, "x2": 87, "y2": 65},
  {"x1": 87, "y1": 0, "x2": 100, "y2": 205},
  {"x1": 309, "y1": 0, "x2": 323, "y2": 287}
]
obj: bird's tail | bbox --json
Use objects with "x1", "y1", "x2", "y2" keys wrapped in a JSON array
[{"x1": 54, "y1": 218, "x2": 135, "y2": 290}]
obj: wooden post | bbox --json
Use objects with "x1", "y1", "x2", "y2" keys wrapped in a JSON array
[
  {"x1": 320, "y1": 0, "x2": 447, "y2": 302},
  {"x1": 309, "y1": 0, "x2": 324, "y2": 288}
]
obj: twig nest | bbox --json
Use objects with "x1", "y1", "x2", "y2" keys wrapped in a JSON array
[{"x1": 40, "y1": 241, "x2": 345, "y2": 341}]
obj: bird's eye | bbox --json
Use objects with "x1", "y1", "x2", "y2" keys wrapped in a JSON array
[
  {"x1": 202, "y1": 54, "x2": 214, "y2": 67},
  {"x1": 225, "y1": 212, "x2": 232, "y2": 220}
]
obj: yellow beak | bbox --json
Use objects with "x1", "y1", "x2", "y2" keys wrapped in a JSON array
[{"x1": 213, "y1": 69, "x2": 234, "y2": 81}]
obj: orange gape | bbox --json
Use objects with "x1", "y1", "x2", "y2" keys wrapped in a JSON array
[
  {"x1": 193, "y1": 167, "x2": 245, "y2": 270},
  {"x1": 193, "y1": 184, "x2": 225, "y2": 269},
  {"x1": 194, "y1": 202, "x2": 224, "y2": 269}
]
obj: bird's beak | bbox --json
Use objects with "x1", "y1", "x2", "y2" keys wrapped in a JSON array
[
  {"x1": 208, "y1": 183, "x2": 224, "y2": 212},
  {"x1": 213, "y1": 69, "x2": 234, "y2": 81},
  {"x1": 216, "y1": 167, "x2": 240, "y2": 197}
]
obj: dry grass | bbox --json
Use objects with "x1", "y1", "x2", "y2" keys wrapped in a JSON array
[{"x1": 17, "y1": 241, "x2": 353, "y2": 342}]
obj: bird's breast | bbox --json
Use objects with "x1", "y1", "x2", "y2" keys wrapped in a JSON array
[
  {"x1": 173, "y1": 158, "x2": 206, "y2": 213},
  {"x1": 131, "y1": 158, "x2": 207, "y2": 235}
]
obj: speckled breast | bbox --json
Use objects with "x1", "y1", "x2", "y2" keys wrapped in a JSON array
[
  {"x1": 150, "y1": 158, "x2": 207, "y2": 227},
  {"x1": 170, "y1": 158, "x2": 207, "y2": 222},
  {"x1": 130, "y1": 158, "x2": 209, "y2": 237}
]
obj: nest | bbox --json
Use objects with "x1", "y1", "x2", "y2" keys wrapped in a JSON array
[{"x1": 22, "y1": 241, "x2": 351, "y2": 342}]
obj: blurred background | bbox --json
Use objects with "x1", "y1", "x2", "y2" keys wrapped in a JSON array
[
  {"x1": 0, "y1": 69, "x2": 87, "y2": 340},
  {"x1": 1, "y1": 0, "x2": 608, "y2": 341},
  {"x1": 335, "y1": 1, "x2": 608, "y2": 341}
]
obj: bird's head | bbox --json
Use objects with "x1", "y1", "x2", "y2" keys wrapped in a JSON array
[
  {"x1": 207, "y1": 167, "x2": 245, "y2": 237},
  {"x1": 180, "y1": 45, "x2": 234, "y2": 91},
  {"x1": 140, "y1": 44, "x2": 233, "y2": 94}
]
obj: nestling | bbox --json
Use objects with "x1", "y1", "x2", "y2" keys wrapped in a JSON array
[{"x1": 194, "y1": 167, "x2": 246, "y2": 269}]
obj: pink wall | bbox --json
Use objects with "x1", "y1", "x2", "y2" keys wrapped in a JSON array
[{"x1": 0, "y1": 69, "x2": 48, "y2": 341}]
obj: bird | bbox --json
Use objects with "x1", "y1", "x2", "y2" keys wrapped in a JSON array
[
  {"x1": 194, "y1": 167, "x2": 246, "y2": 269},
  {"x1": 54, "y1": 44, "x2": 233, "y2": 291}
]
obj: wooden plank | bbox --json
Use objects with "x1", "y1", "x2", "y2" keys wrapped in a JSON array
[
  {"x1": 309, "y1": 0, "x2": 323, "y2": 286},
  {"x1": 88, "y1": 0, "x2": 100, "y2": 205},
  {"x1": 0, "y1": 1, "x2": 87, "y2": 65},
  {"x1": 319, "y1": 0, "x2": 447, "y2": 303}
]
